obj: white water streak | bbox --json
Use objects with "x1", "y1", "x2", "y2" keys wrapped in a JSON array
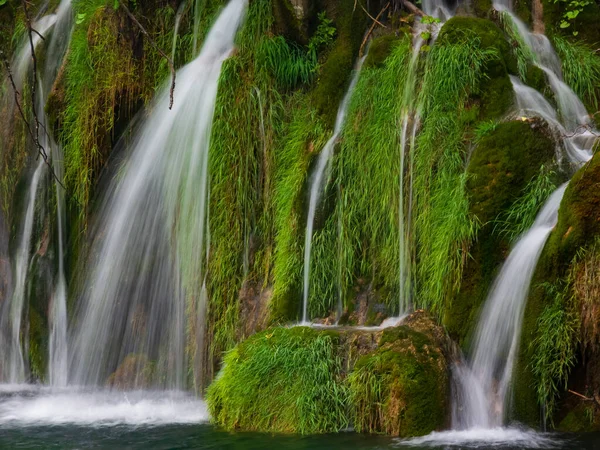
[{"x1": 301, "y1": 56, "x2": 366, "y2": 324}]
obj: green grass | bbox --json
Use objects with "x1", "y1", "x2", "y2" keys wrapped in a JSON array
[
  {"x1": 553, "y1": 35, "x2": 600, "y2": 113},
  {"x1": 498, "y1": 10, "x2": 535, "y2": 80},
  {"x1": 530, "y1": 279, "x2": 580, "y2": 425},
  {"x1": 206, "y1": 326, "x2": 349, "y2": 434},
  {"x1": 412, "y1": 33, "x2": 494, "y2": 313},
  {"x1": 332, "y1": 39, "x2": 411, "y2": 315},
  {"x1": 494, "y1": 164, "x2": 558, "y2": 242}
]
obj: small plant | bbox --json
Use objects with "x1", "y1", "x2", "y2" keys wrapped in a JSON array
[
  {"x1": 494, "y1": 165, "x2": 557, "y2": 242},
  {"x1": 530, "y1": 280, "x2": 580, "y2": 425}
]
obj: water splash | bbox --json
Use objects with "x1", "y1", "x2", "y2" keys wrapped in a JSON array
[
  {"x1": 69, "y1": 0, "x2": 247, "y2": 389},
  {"x1": 301, "y1": 56, "x2": 366, "y2": 324}
]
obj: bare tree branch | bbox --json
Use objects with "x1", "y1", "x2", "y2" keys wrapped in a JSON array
[
  {"x1": 360, "y1": 2, "x2": 390, "y2": 57},
  {"x1": 117, "y1": 0, "x2": 177, "y2": 109}
]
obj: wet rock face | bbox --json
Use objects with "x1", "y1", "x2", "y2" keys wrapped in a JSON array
[
  {"x1": 206, "y1": 310, "x2": 452, "y2": 437},
  {"x1": 289, "y1": 0, "x2": 310, "y2": 20}
]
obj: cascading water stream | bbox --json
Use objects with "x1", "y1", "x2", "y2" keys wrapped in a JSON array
[
  {"x1": 69, "y1": 0, "x2": 247, "y2": 390},
  {"x1": 4, "y1": 160, "x2": 45, "y2": 384},
  {"x1": 453, "y1": 184, "x2": 567, "y2": 429},
  {"x1": 451, "y1": 2, "x2": 597, "y2": 432},
  {"x1": 301, "y1": 56, "x2": 365, "y2": 324},
  {"x1": 397, "y1": 31, "x2": 426, "y2": 316},
  {"x1": 43, "y1": 0, "x2": 74, "y2": 388},
  {"x1": 172, "y1": 1, "x2": 188, "y2": 63},
  {"x1": 0, "y1": 6, "x2": 70, "y2": 383}
]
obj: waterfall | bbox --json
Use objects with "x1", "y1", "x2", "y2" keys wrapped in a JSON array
[
  {"x1": 0, "y1": 6, "x2": 71, "y2": 383},
  {"x1": 398, "y1": 30, "x2": 426, "y2": 316},
  {"x1": 452, "y1": 2, "x2": 597, "y2": 430},
  {"x1": 454, "y1": 184, "x2": 567, "y2": 428},
  {"x1": 422, "y1": 0, "x2": 455, "y2": 20},
  {"x1": 45, "y1": 0, "x2": 74, "y2": 388},
  {"x1": 69, "y1": 0, "x2": 247, "y2": 389},
  {"x1": 301, "y1": 56, "x2": 365, "y2": 324}
]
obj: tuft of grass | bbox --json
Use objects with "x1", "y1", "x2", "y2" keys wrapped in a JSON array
[
  {"x1": 206, "y1": 326, "x2": 349, "y2": 434},
  {"x1": 530, "y1": 279, "x2": 580, "y2": 425},
  {"x1": 412, "y1": 32, "x2": 493, "y2": 313},
  {"x1": 494, "y1": 164, "x2": 558, "y2": 242},
  {"x1": 553, "y1": 35, "x2": 600, "y2": 113},
  {"x1": 498, "y1": 10, "x2": 535, "y2": 80}
]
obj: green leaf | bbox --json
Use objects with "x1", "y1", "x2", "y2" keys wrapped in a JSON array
[
  {"x1": 0, "y1": 0, "x2": 7, "y2": 6},
  {"x1": 559, "y1": 20, "x2": 571, "y2": 28},
  {"x1": 76, "y1": 12, "x2": 87, "y2": 25}
]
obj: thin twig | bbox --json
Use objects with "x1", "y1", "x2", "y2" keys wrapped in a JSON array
[
  {"x1": 568, "y1": 389, "x2": 600, "y2": 407},
  {"x1": 118, "y1": 0, "x2": 176, "y2": 109},
  {"x1": 30, "y1": 27, "x2": 46, "y2": 42},
  {"x1": 402, "y1": 0, "x2": 425, "y2": 16},
  {"x1": 359, "y1": 2, "x2": 390, "y2": 57},
  {"x1": 360, "y1": 3, "x2": 388, "y2": 28}
]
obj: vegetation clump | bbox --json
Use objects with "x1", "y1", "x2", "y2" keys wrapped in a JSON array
[{"x1": 207, "y1": 312, "x2": 450, "y2": 436}]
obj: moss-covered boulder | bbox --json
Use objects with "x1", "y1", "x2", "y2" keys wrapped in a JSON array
[
  {"x1": 445, "y1": 120, "x2": 557, "y2": 347},
  {"x1": 207, "y1": 311, "x2": 451, "y2": 436},
  {"x1": 349, "y1": 313, "x2": 450, "y2": 436},
  {"x1": 437, "y1": 17, "x2": 515, "y2": 120}
]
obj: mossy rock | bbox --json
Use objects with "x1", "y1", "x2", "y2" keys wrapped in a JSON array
[
  {"x1": 557, "y1": 403, "x2": 600, "y2": 432},
  {"x1": 207, "y1": 326, "x2": 349, "y2": 434},
  {"x1": 437, "y1": 17, "x2": 516, "y2": 120},
  {"x1": 107, "y1": 354, "x2": 155, "y2": 389},
  {"x1": 363, "y1": 35, "x2": 402, "y2": 69},
  {"x1": 312, "y1": 0, "x2": 369, "y2": 126},
  {"x1": 471, "y1": 0, "x2": 493, "y2": 19},
  {"x1": 445, "y1": 120, "x2": 557, "y2": 346},
  {"x1": 349, "y1": 313, "x2": 449, "y2": 437},
  {"x1": 543, "y1": 152, "x2": 600, "y2": 275},
  {"x1": 207, "y1": 311, "x2": 451, "y2": 436}
]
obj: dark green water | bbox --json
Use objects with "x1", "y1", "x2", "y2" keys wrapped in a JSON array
[{"x1": 1, "y1": 425, "x2": 599, "y2": 450}]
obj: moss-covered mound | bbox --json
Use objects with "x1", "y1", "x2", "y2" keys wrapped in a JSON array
[
  {"x1": 207, "y1": 311, "x2": 451, "y2": 436},
  {"x1": 437, "y1": 17, "x2": 515, "y2": 120},
  {"x1": 445, "y1": 120, "x2": 557, "y2": 346},
  {"x1": 349, "y1": 313, "x2": 450, "y2": 436}
]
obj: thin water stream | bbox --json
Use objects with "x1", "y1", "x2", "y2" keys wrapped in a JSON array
[{"x1": 301, "y1": 56, "x2": 365, "y2": 324}]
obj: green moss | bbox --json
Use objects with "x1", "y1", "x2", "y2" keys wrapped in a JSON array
[
  {"x1": 445, "y1": 120, "x2": 557, "y2": 346},
  {"x1": 438, "y1": 17, "x2": 515, "y2": 120},
  {"x1": 207, "y1": 326, "x2": 349, "y2": 434},
  {"x1": 349, "y1": 325, "x2": 448, "y2": 437},
  {"x1": 471, "y1": 0, "x2": 493, "y2": 18},
  {"x1": 312, "y1": 0, "x2": 368, "y2": 126},
  {"x1": 363, "y1": 35, "x2": 401, "y2": 69},
  {"x1": 558, "y1": 403, "x2": 600, "y2": 432},
  {"x1": 524, "y1": 64, "x2": 548, "y2": 93},
  {"x1": 207, "y1": 312, "x2": 449, "y2": 436}
]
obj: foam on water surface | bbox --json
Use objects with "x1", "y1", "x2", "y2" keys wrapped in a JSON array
[
  {"x1": 398, "y1": 428, "x2": 560, "y2": 449},
  {"x1": 0, "y1": 386, "x2": 208, "y2": 427}
]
